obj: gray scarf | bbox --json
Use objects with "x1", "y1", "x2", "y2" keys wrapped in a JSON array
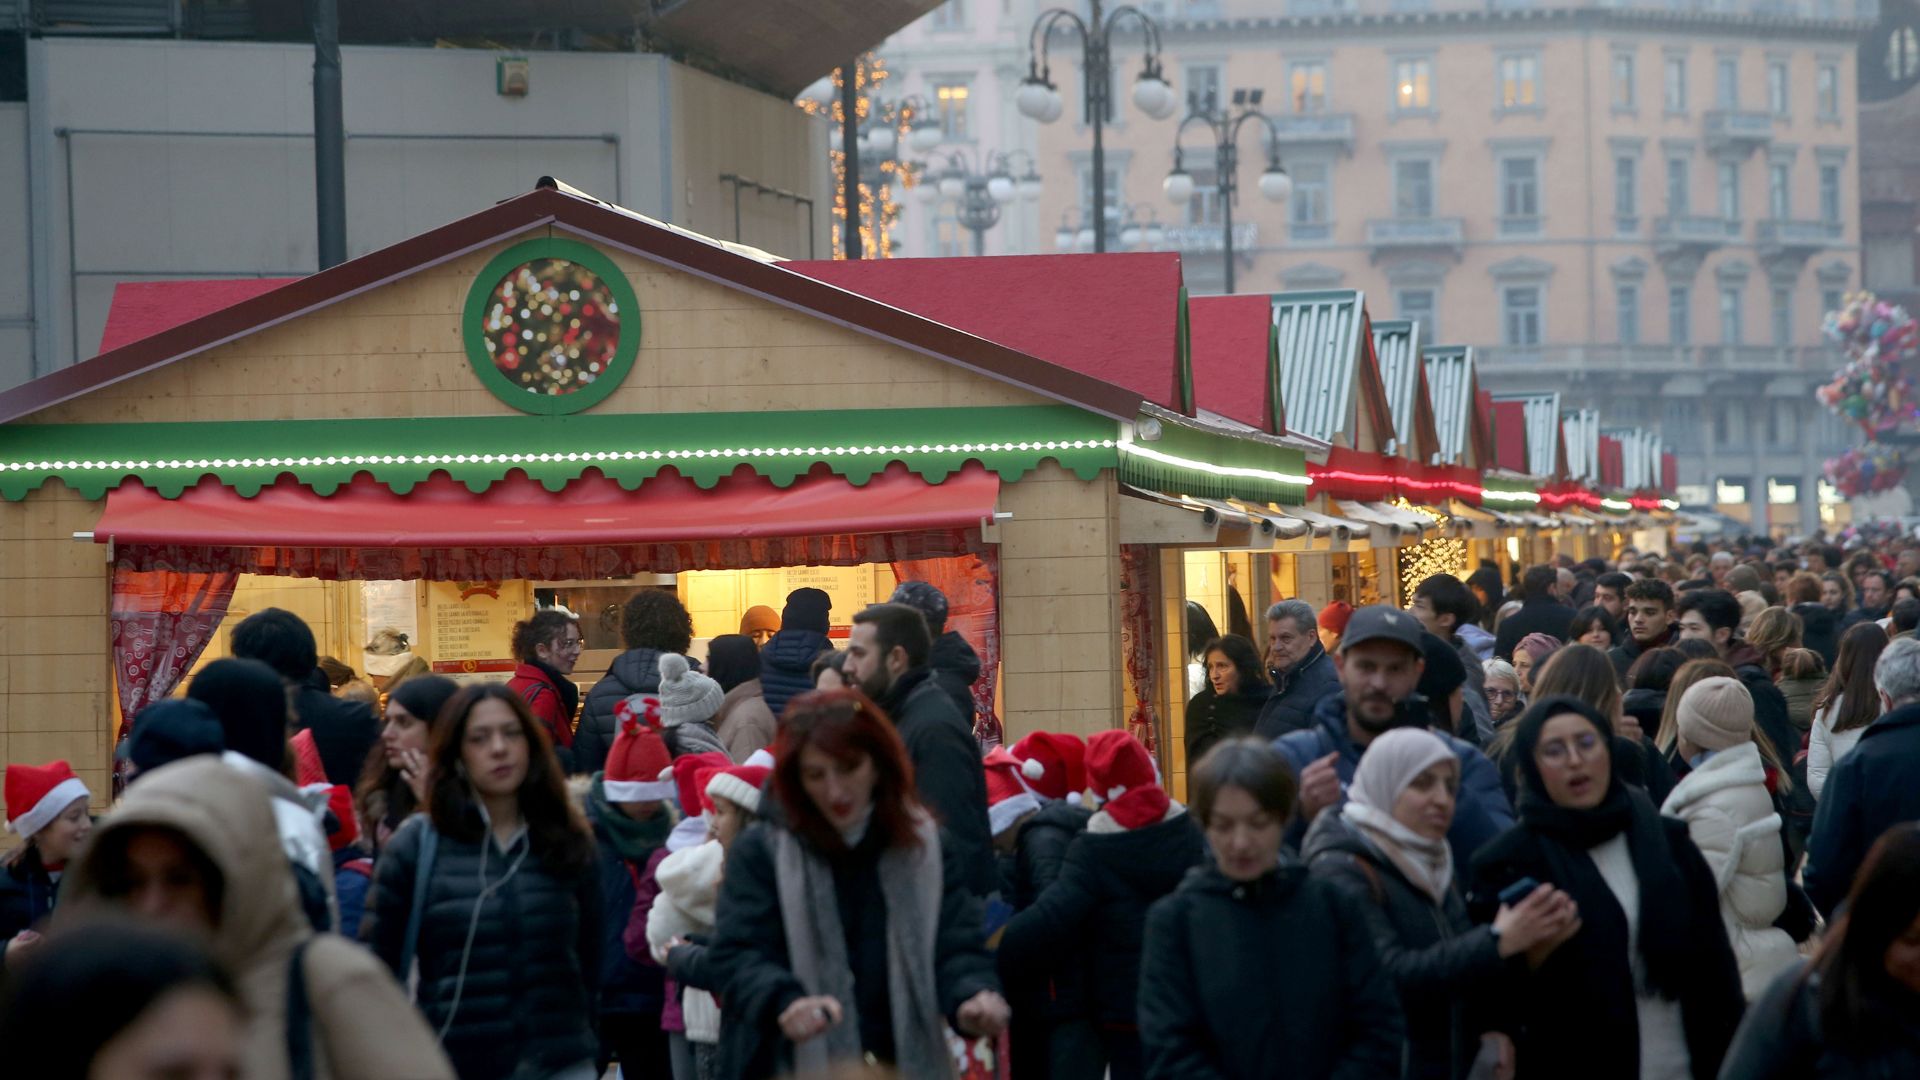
[{"x1": 772, "y1": 811, "x2": 953, "y2": 1079}]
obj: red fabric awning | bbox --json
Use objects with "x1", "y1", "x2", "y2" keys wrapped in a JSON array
[{"x1": 95, "y1": 466, "x2": 1001, "y2": 548}]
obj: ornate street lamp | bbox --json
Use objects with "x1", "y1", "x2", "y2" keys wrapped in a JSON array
[
  {"x1": 1055, "y1": 204, "x2": 1163, "y2": 253},
  {"x1": 914, "y1": 149, "x2": 1043, "y2": 255},
  {"x1": 1163, "y1": 88, "x2": 1291, "y2": 293},
  {"x1": 1016, "y1": 1, "x2": 1176, "y2": 253}
]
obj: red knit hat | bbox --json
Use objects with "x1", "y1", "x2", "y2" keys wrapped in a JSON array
[
  {"x1": 671, "y1": 751, "x2": 731, "y2": 815},
  {"x1": 1085, "y1": 730, "x2": 1169, "y2": 830},
  {"x1": 1009, "y1": 732, "x2": 1087, "y2": 803},
  {"x1": 982, "y1": 747, "x2": 1044, "y2": 837},
  {"x1": 1319, "y1": 601, "x2": 1355, "y2": 635},
  {"x1": 603, "y1": 717, "x2": 675, "y2": 803},
  {"x1": 705, "y1": 764, "x2": 772, "y2": 817},
  {"x1": 5, "y1": 760, "x2": 90, "y2": 841}
]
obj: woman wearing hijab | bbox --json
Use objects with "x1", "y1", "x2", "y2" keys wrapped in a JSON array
[
  {"x1": 1467, "y1": 696, "x2": 1743, "y2": 1079},
  {"x1": 1512, "y1": 634, "x2": 1562, "y2": 700},
  {"x1": 1304, "y1": 728, "x2": 1576, "y2": 1080}
]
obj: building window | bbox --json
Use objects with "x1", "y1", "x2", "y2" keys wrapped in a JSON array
[
  {"x1": 1670, "y1": 285, "x2": 1692, "y2": 345},
  {"x1": 1665, "y1": 55, "x2": 1688, "y2": 113},
  {"x1": 932, "y1": 204, "x2": 966, "y2": 256},
  {"x1": 1185, "y1": 64, "x2": 1222, "y2": 115},
  {"x1": 1720, "y1": 286, "x2": 1744, "y2": 345},
  {"x1": 1291, "y1": 61, "x2": 1327, "y2": 114},
  {"x1": 1398, "y1": 289, "x2": 1437, "y2": 339},
  {"x1": 1817, "y1": 64, "x2": 1838, "y2": 117},
  {"x1": 1890, "y1": 26, "x2": 1920, "y2": 82},
  {"x1": 1499, "y1": 54, "x2": 1540, "y2": 108},
  {"x1": 1717, "y1": 161, "x2": 1741, "y2": 221},
  {"x1": 1615, "y1": 156, "x2": 1638, "y2": 223},
  {"x1": 1666, "y1": 157, "x2": 1690, "y2": 215},
  {"x1": 1184, "y1": 163, "x2": 1223, "y2": 227},
  {"x1": 1618, "y1": 284, "x2": 1641, "y2": 345},
  {"x1": 1503, "y1": 286, "x2": 1543, "y2": 347},
  {"x1": 1395, "y1": 158, "x2": 1435, "y2": 218},
  {"x1": 1772, "y1": 287, "x2": 1792, "y2": 346},
  {"x1": 1394, "y1": 57, "x2": 1433, "y2": 110},
  {"x1": 1716, "y1": 56, "x2": 1739, "y2": 109},
  {"x1": 929, "y1": 0, "x2": 965, "y2": 29},
  {"x1": 1819, "y1": 164, "x2": 1842, "y2": 223},
  {"x1": 1822, "y1": 288, "x2": 1843, "y2": 315},
  {"x1": 1769, "y1": 162, "x2": 1790, "y2": 219},
  {"x1": 1501, "y1": 157, "x2": 1540, "y2": 230},
  {"x1": 934, "y1": 81, "x2": 971, "y2": 139},
  {"x1": 1613, "y1": 53, "x2": 1636, "y2": 109},
  {"x1": 1291, "y1": 161, "x2": 1331, "y2": 236},
  {"x1": 1767, "y1": 61, "x2": 1789, "y2": 116}
]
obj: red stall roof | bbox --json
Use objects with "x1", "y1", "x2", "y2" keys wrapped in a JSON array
[
  {"x1": 93, "y1": 465, "x2": 1001, "y2": 548},
  {"x1": 1492, "y1": 400, "x2": 1529, "y2": 474},
  {"x1": 98, "y1": 279, "x2": 298, "y2": 354},
  {"x1": 1187, "y1": 293, "x2": 1276, "y2": 433}
]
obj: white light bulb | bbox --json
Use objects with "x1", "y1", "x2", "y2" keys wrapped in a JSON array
[
  {"x1": 1164, "y1": 171, "x2": 1195, "y2": 204},
  {"x1": 987, "y1": 175, "x2": 1016, "y2": 203},
  {"x1": 1259, "y1": 169, "x2": 1293, "y2": 202}
]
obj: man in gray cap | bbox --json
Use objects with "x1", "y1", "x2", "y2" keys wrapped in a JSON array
[
  {"x1": 889, "y1": 580, "x2": 982, "y2": 731},
  {"x1": 1271, "y1": 605, "x2": 1514, "y2": 865}
]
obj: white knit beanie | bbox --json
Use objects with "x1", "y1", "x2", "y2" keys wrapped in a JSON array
[
  {"x1": 1677, "y1": 675, "x2": 1755, "y2": 753},
  {"x1": 657, "y1": 653, "x2": 724, "y2": 728}
]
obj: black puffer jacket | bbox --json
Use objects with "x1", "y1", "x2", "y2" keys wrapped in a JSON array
[
  {"x1": 293, "y1": 672, "x2": 380, "y2": 786},
  {"x1": 706, "y1": 820, "x2": 999, "y2": 1079},
  {"x1": 878, "y1": 667, "x2": 996, "y2": 897},
  {"x1": 1793, "y1": 603, "x2": 1841, "y2": 667},
  {"x1": 759, "y1": 629, "x2": 833, "y2": 721},
  {"x1": 578, "y1": 647, "x2": 675, "y2": 775},
  {"x1": 1000, "y1": 800, "x2": 1092, "y2": 912},
  {"x1": 367, "y1": 814, "x2": 601, "y2": 1080},
  {"x1": 1002, "y1": 805, "x2": 1206, "y2": 1028},
  {"x1": 0, "y1": 848, "x2": 57, "y2": 976},
  {"x1": 1184, "y1": 682, "x2": 1274, "y2": 772},
  {"x1": 928, "y1": 630, "x2": 984, "y2": 732},
  {"x1": 1139, "y1": 861, "x2": 1404, "y2": 1079},
  {"x1": 1303, "y1": 812, "x2": 1507, "y2": 1080},
  {"x1": 1721, "y1": 961, "x2": 1920, "y2": 1079}
]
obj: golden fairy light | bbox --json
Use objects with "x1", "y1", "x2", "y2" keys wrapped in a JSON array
[
  {"x1": 797, "y1": 52, "x2": 918, "y2": 259},
  {"x1": 1394, "y1": 498, "x2": 1469, "y2": 599}
]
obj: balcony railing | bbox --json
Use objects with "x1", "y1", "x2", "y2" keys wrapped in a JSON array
[
  {"x1": 1756, "y1": 218, "x2": 1844, "y2": 257},
  {"x1": 1161, "y1": 222, "x2": 1259, "y2": 253},
  {"x1": 1704, "y1": 110, "x2": 1775, "y2": 154},
  {"x1": 1653, "y1": 215, "x2": 1738, "y2": 256},
  {"x1": 1475, "y1": 344, "x2": 1830, "y2": 374},
  {"x1": 1268, "y1": 113, "x2": 1356, "y2": 150},
  {"x1": 1365, "y1": 217, "x2": 1465, "y2": 257}
]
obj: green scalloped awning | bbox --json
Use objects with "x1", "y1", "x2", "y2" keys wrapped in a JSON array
[
  {"x1": 0, "y1": 406, "x2": 1122, "y2": 500},
  {"x1": 1118, "y1": 420, "x2": 1310, "y2": 507}
]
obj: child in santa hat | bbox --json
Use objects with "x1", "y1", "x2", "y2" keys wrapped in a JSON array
[
  {"x1": 2, "y1": 760, "x2": 93, "y2": 968},
  {"x1": 1000, "y1": 730, "x2": 1206, "y2": 1080}
]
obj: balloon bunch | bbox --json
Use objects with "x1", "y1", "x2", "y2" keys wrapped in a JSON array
[
  {"x1": 1823, "y1": 445, "x2": 1908, "y2": 499},
  {"x1": 1818, "y1": 293, "x2": 1920, "y2": 440}
]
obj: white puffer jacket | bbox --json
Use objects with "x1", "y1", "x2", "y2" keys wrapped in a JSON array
[
  {"x1": 648, "y1": 839, "x2": 724, "y2": 1044},
  {"x1": 1659, "y1": 741, "x2": 1799, "y2": 999}
]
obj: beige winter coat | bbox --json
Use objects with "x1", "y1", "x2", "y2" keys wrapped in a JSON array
[
  {"x1": 1658, "y1": 741, "x2": 1799, "y2": 999},
  {"x1": 62, "y1": 757, "x2": 454, "y2": 1080},
  {"x1": 714, "y1": 678, "x2": 777, "y2": 762}
]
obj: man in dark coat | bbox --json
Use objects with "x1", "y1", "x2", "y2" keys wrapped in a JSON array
[
  {"x1": 578, "y1": 590, "x2": 695, "y2": 774},
  {"x1": 1843, "y1": 568, "x2": 1893, "y2": 628},
  {"x1": 1254, "y1": 599, "x2": 1340, "y2": 739},
  {"x1": 229, "y1": 607, "x2": 378, "y2": 786},
  {"x1": 1805, "y1": 636, "x2": 1920, "y2": 916},
  {"x1": 1273, "y1": 609, "x2": 1514, "y2": 868},
  {"x1": 1609, "y1": 578, "x2": 1679, "y2": 683},
  {"x1": 758, "y1": 587, "x2": 835, "y2": 721},
  {"x1": 1493, "y1": 566, "x2": 1578, "y2": 661},
  {"x1": 890, "y1": 580, "x2": 983, "y2": 734},
  {"x1": 847, "y1": 602, "x2": 997, "y2": 897},
  {"x1": 1675, "y1": 588, "x2": 1799, "y2": 775},
  {"x1": 1409, "y1": 574, "x2": 1493, "y2": 744}
]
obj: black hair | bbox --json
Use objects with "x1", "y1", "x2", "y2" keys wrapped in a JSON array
[
  {"x1": 1569, "y1": 605, "x2": 1621, "y2": 644},
  {"x1": 1674, "y1": 588, "x2": 1742, "y2": 635},
  {"x1": 1675, "y1": 637, "x2": 1720, "y2": 661},
  {"x1": 809, "y1": 648, "x2": 849, "y2": 683},
  {"x1": 186, "y1": 657, "x2": 290, "y2": 770},
  {"x1": 388, "y1": 674, "x2": 462, "y2": 728},
  {"x1": 1625, "y1": 646, "x2": 1689, "y2": 694},
  {"x1": 1863, "y1": 568, "x2": 1895, "y2": 596},
  {"x1": 1413, "y1": 574, "x2": 1479, "y2": 634},
  {"x1": 853, "y1": 603, "x2": 933, "y2": 670},
  {"x1": 705, "y1": 634, "x2": 762, "y2": 693},
  {"x1": 1521, "y1": 565, "x2": 1557, "y2": 601},
  {"x1": 621, "y1": 590, "x2": 694, "y2": 653},
  {"x1": 1508, "y1": 694, "x2": 1615, "y2": 806},
  {"x1": 1818, "y1": 824, "x2": 1920, "y2": 1048},
  {"x1": 1189, "y1": 737, "x2": 1298, "y2": 828},
  {"x1": 229, "y1": 607, "x2": 318, "y2": 680},
  {"x1": 1466, "y1": 566, "x2": 1506, "y2": 627},
  {"x1": 1185, "y1": 602, "x2": 1221, "y2": 661},
  {"x1": 1595, "y1": 571, "x2": 1632, "y2": 595},
  {"x1": 1199, "y1": 635, "x2": 1267, "y2": 696},
  {"x1": 511, "y1": 609, "x2": 579, "y2": 663},
  {"x1": 1894, "y1": 599, "x2": 1920, "y2": 635},
  {"x1": 0, "y1": 916, "x2": 240, "y2": 1079}
]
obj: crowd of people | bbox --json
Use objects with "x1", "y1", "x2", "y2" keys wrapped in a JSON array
[{"x1": 8, "y1": 536, "x2": 1920, "y2": 1078}]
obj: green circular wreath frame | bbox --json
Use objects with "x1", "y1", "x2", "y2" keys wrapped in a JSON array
[{"x1": 461, "y1": 237, "x2": 642, "y2": 415}]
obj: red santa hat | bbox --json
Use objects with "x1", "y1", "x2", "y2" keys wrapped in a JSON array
[
  {"x1": 290, "y1": 729, "x2": 328, "y2": 788},
  {"x1": 705, "y1": 764, "x2": 772, "y2": 817},
  {"x1": 982, "y1": 747, "x2": 1045, "y2": 837},
  {"x1": 671, "y1": 751, "x2": 732, "y2": 815},
  {"x1": 1085, "y1": 730, "x2": 1169, "y2": 831},
  {"x1": 603, "y1": 717, "x2": 676, "y2": 803},
  {"x1": 1009, "y1": 732, "x2": 1087, "y2": 803},
  {"x1": 5, "y1": 760, "x2": 91, "y2": 841}
]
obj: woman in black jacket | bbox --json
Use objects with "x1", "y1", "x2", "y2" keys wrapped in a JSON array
[
  {"x1": 705, "y1": 689, "x2": 1007, "y2": 1079},
  {"x1": 1001, "y1": 729, "x2": 1207, "y2": 1080},
  {"x1": 1466, "y1": 696, "x2": 1744, "y2": 1080},
  {"x1": 1183, "y1": 635, "x2": 1273, "y2": 773},
  {"x1": 1305, "y1": 727, "x2": 1576, "y2": 1080},
  {"x1": 366, "y1": 684, "x2": 602, "y2": 1080},
  {"x1": 1139, "y1": 737, "x2": 1404, "y2": 1079},
  {"x1": 1722, "y1": 822, "x2": 1920, "y2": 1077}
]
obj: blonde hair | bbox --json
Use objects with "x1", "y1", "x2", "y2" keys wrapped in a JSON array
[
  {"x1": 1778, "y1": 648, "x2": 1825, "y2": 681},
  {"x1": 1745, "y1": 606, "x2": 1804, "y2": 668}
]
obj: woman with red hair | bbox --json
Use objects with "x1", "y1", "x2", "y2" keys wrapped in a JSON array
[{"x1": 707, "y1": 689, "x2": 1008, "y2": 1078}]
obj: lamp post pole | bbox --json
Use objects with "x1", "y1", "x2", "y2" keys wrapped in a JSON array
[
  {"x1": 840, "y1": 60, "x2": 863, "y2": 259},
  {"x1": 1018, "y1": 1, "x2": 1175, "y2": 254},
  {"x1": 1165, "y1": 90, "x2": 1291, "y2": 294},
  {"x1": 916, "y1": 148, "x2": 1043, "y2": 256}
]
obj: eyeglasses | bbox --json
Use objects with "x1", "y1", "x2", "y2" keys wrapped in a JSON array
[
  {"x1": 1485, "y1": 688, "x2": 1518, "y2": 703},
  {"x1": 1536, "y1": 731, "x2": 1602, "y2": 765},
  {"x1": 556, "y1": 637, "x2": 585, "y2": 652}
]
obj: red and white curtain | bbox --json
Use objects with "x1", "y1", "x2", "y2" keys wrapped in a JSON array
[
  {"x1": 110, "y1": 566, "x2": 238, "y2": 789},
  {"x1": 1119, "y1": 545, "x2": 1159, "y2": 759},
  {"x1": 891, "y1": 551, "x2": 1002, "y2": 749}
]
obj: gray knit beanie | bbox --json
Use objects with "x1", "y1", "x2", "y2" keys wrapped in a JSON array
[{"x1": 657, "y1": 652, "x2": 724, "y2": 727}]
